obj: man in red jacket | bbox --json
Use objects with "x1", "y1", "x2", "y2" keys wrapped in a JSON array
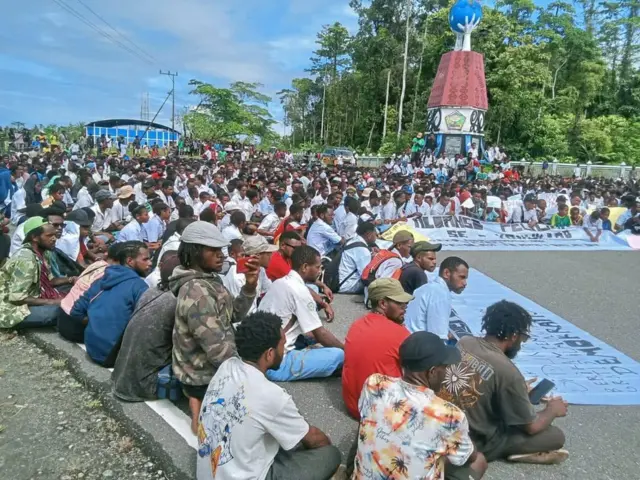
[{"x1": 342, "y1": 278, "x2": 413, "y2": 419}]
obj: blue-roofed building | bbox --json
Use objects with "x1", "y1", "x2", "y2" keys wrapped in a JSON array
[{"x1": 85, "y1": 118, "x2": 180, "y2": 148}]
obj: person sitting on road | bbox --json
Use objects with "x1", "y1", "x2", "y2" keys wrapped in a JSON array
[
  {"x1": 374, "y1": 230, "x2": 414, "y2": 280},
  {"x1": 306, "y1": 204, "x2": 344, "y2": 257},
  {"x1": 257, "y1": 245, "x2": 344, "y2": 382},
  {"x1": 336, "y1": 221, "x2": 376, "y2": 294},
  {"x1": 0, "y1": 217, "x2": 75, "y2": 329},
  {"x1": 170, "y1": 221, "x2": 258, "y2": 433},
  {"x1": 70, "y1": 241, "x2": 151, "y2": 367},
  {"x1": 256, "y1": 201, "x2": 286, "y2": 239},
  {"x1": 223, "y1": 235, "x2": 276, "y2": 314},
  {"x1": 111, "y1": 252, "x2": 181, "y2": 402},
  {"x1": 440, "y1": 300, "x2": 568, "y2": 468},
  {"x1": 404, "y1": 256, "x2": 469, "y2": 340},
  {"x1": 342, "y1": 278, "x2": 412, "y2": 419},
  {"x1": 116, "y1": 203, "x2": 150, "y2": 243},
  {"x1": 398, "y1": 240, "x2": 441, "y2": 295},
  {"x1": 265, "y1": 231, "x2": 302, "y2": 281},
  {"x1": 353, "y1": 331, "x2": 487, "y2": 480},
  {"x1": 57, "y1": 243, "x2": 120, "y2": 343},
  {"x1": 197, "y1": 311, "x2": 342, "y2": 480}
]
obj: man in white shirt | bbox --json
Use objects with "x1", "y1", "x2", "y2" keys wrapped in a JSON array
[
  {"x1": 91, "y1": 190, "x2": 117, "y2": 240},
  {"x1": 336, "y1": 197, "x2": 359, "y2": 241},
  {"x1": 110, "y1": 185, "x2": 135, "y2": 226},
  {"x1": 405, "y1": 256, "x2": 469, "y2": 340},
  {"x1": 375, "y1": 230, "x2": 414, "y2": 280},
  {"x1": 431, "y1": 193, "x2": 451, "y2": 216},
  {"x1": 337, "y1": 222, "x2": 376, "y2": 294},
  {"x1": 223, "y1": 235, "x2": 275, "y2": 314},
  {"x1": 157, "y1": 180, "x2": 177, "y2": 212},
  {"x1": 222, "y1": 211, "x2": 246, "y2": 253},
  {"x1": 468, "y1": 142, "x2": 479, "y2": 160},
  {"x1": 257, "y1": 202, "x2": 286, "y2": 239},
  {"x1": 92, "y1": 165, "x2": 108, "y2": 184},
  {"x1": 258, "y1": 246, "x2": 345, "y2": 381},
  {"x1": 510, "y1": 194, "x2": 538, "y2": 225},
  {"x1": 306, "y1": 205, "x2": 344, "y2": 257}
]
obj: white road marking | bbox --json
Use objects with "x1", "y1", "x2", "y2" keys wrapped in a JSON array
[{"x1": 76, "y1": 343, "x2": 197, "y2": 449}]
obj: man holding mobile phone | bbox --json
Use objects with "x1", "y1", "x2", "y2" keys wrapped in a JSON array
[{"x1": 441, "y1": 300, "x2": 568, "y2": 479}]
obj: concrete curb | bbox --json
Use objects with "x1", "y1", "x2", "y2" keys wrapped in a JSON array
[{"x1": 24, "y1": 329, "x2": 196, "y2": 480}]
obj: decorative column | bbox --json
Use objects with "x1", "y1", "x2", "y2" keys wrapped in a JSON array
[{"x1": 425, "y1": 0, "x2": 487, "y2": 159}]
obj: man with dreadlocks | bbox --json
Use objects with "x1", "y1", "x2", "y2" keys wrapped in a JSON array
[
  {"x1": 440, "y1": 300, "x2": 568, "y2": 479},
  {"x1": 170, "y1": 221, "x2": 259, "y2": 433}
]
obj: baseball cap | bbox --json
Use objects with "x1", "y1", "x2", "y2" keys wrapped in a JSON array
[
  {"x1": 368, "y1": 278, "x2": 414, "y2": 304},
  {"x1": 362, "y1": 187, "x2": 373, "y2": 198},
  {"x1": 399, "y1": 331, "x2": 461, "y2": 372},
  {"x1": 94, "y1": 190, "x2": 116, "y2": 202},
  {"x1": 66, "y1": 209, "x2": 93, "y2": 227},
  {"x1": 23, "y1": 216, "x2": 48, "y2": 236},
  {"x1": 392, "y1": 230, "x2": 414, "y2": 245},
  {"x1": 411, "y1": 241, "x2": 442, "y2": 256},
  {"x1": 181, "y1": 221, "x2": 229, "y2": 248},
  {"x1": 243, "y1": 235, "x2": 278, "y2": 255},
  {"x1": 117, "y1": 185, "x2": 135, "y2": 199}
]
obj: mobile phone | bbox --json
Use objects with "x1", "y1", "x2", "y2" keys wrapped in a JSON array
[
  {"x1": 528, "y1": 378, "x2": 555, "y2": 405},
  {"x1": 236, "y1": 257, "x2": 249, "y2": 274}
]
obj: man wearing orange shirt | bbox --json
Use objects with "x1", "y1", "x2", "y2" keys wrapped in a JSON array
[{"x1": 342, "y1": 278, "x2": 413, "y2": 419}]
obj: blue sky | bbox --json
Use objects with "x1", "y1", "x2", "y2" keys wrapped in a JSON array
[{"x1": 0, "y1": 0, "x2": 360, "y2": 131}]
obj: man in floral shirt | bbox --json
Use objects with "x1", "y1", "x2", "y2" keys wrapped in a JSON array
[{"x1": 354, "y1": 331, "x2": 487, "y2": 480}]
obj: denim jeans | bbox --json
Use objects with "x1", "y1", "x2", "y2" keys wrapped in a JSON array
[
  {"x1": 266, "y1": 346, "x2": 344, "y2": 382},
  {"x1": 18, "y1": 305, "x2": 61, "y2": 329}
]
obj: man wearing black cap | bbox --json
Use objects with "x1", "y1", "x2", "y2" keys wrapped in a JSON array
[
  {"x1": 398, "y1": 240, "x2": 442, "y2": 295},
  {"x1": 353, "y1": 331, "x2": 487, "y2": 479}
]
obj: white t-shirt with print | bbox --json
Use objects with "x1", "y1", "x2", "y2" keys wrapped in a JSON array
[
  {"x1": 197, "y1": 357, "x2": 309, "y2": 480},
  {"x1": 257, "y1": 270, "x2": 322, "y2": 352}
]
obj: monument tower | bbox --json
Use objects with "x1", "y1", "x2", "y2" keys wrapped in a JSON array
[{"x1": 426, "y1": 0, "x2": 487, "y2": 158}]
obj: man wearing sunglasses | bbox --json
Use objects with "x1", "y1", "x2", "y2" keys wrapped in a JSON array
[{"x1": 441, "y1": 300, "x2": 568, "y2": 480}]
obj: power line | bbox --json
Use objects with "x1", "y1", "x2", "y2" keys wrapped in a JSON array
[
  {"x1": 51, "y1": 0, "x2": 153, "y2": 66},
  {"x1": 74, "y1": 0, "x2": 158, "y2": 63},
  {"x1": 159, "y1": 71, "x2": 178, "y2": 132}
]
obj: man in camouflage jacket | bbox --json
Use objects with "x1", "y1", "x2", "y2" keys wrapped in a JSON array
[{"x1": 169, "y1": 221, "x2": 258, "y2": 432}]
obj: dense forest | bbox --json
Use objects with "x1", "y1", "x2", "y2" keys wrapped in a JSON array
[{"x1": 277, "y1": 0, "x2": 640, "y2": 163}]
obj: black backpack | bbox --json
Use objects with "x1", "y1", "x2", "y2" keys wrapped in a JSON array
[{"x1": 323, "y1": 241, "x2": 368, "y2": 293}]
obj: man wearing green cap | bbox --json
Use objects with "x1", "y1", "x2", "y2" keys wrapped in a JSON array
[
  {"x1": 0, "y1": 217, "x2": 76, "y2": 329},
  {"x1": 342, "y1": 278, "x2": 413, "y2": 419},
  {"x1": 398, "y1": 240, "x2": 442, "y2": 295}
]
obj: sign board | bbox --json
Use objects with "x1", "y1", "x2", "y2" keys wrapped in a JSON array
[
  {"x1": 409, "y1": 216, "x2": 632, "y2": 251},
  {"x1": 450, "y1": 269, "x2": 640, "y2": 405}
]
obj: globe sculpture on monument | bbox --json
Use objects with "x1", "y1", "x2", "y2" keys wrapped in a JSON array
[{"x1": 425, "y1": 0, "x2": 487, "y2": 159}]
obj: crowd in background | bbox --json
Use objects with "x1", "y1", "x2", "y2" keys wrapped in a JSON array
[{"x1": 0, "y1": 134, "x2": 636, "y2": 480}]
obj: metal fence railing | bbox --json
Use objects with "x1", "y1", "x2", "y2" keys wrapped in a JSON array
[{"x1": 294, "y1": 154, "x2": 637, "y2": 179}]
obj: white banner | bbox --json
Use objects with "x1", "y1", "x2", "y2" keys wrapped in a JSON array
[
  {"x1": 409, "y1": 216, "x2": 633, "y2": 250},
  {"x1": 449, "y1": 269, "x2": 640, "y2": 405}
]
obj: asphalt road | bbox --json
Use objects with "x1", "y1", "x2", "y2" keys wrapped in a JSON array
[
  {"x1": 289, "y1": 251, "x2": 640, "y2": 480},
  {"x1": 8, "y1": 250, "x2": 640, "y2": 480}
]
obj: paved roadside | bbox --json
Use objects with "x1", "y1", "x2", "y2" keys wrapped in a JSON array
[{"x1": 0, "y1": 331, "x2": 178, "y2": 480}]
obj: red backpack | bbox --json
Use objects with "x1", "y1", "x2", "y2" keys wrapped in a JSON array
[{"x1": 361, "y1": 250, "x2": 402, "y2": 286}]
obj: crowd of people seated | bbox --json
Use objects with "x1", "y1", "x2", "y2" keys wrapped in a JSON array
[{"x1": 0, "y1": 141, "x2": 636, "y2": 480}]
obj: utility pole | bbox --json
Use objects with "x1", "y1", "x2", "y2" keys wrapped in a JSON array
[{"x1": 159, "y1": 70, "x2": 178, "y2": 132}]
